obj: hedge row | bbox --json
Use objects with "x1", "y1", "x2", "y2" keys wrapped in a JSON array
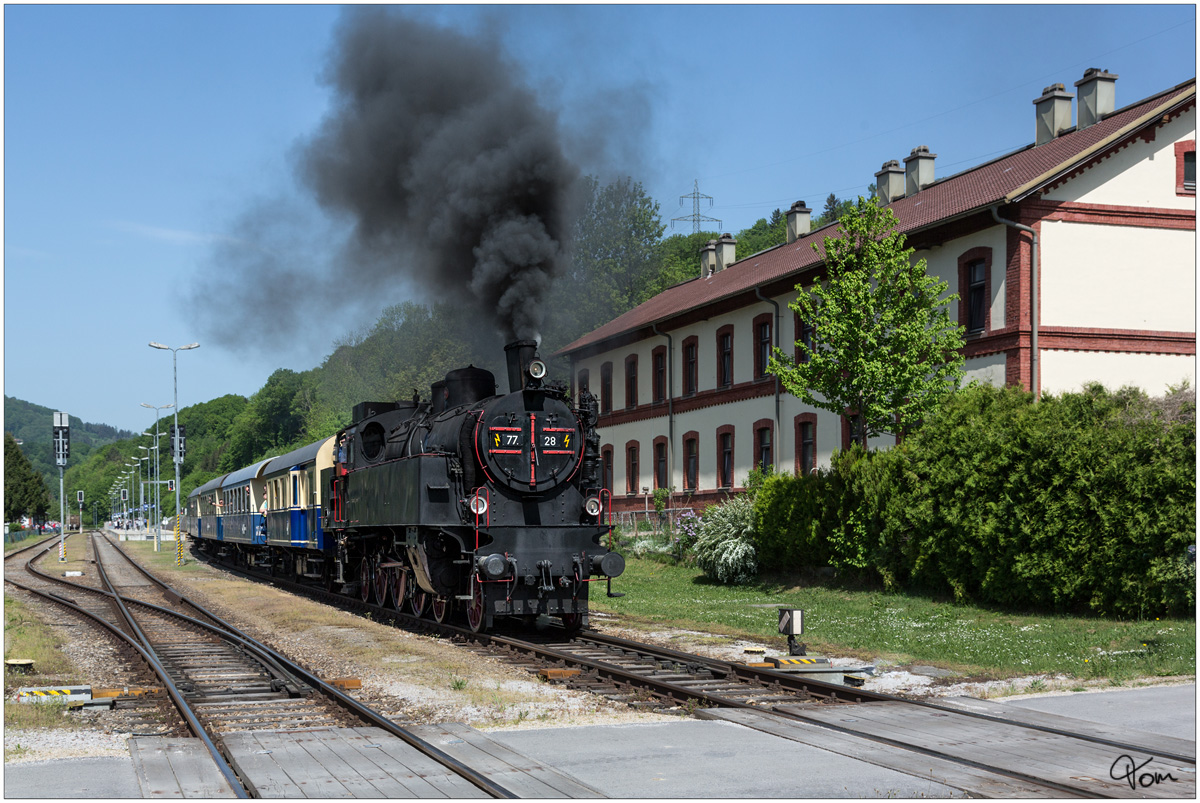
[{"x1": 754, "y1": 383, "x2": 1195, "y2": 617}]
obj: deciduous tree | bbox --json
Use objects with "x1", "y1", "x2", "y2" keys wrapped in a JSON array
[{"x1": 769, "y1": 197, "x2": 965, "y2": 448}]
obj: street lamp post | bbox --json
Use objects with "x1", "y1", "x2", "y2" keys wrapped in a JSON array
[
  {"x1": 140, "y1": 403, "x2": 172, "y2": 553},
  {"x1": 149, "y1": 342, "x2": 198, "y2": 564}
]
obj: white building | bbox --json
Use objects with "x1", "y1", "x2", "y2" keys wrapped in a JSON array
[{"x1": 557, "y1": 71, "x2": 1196, "y2": 514}]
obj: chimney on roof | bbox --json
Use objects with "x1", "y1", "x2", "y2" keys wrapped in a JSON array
[
  {"x1": 786, "y1": 201, "x2": 811, "y2": 243},
  {"x1": 1074, "y1": 68, "x2": 1118, "y2": 130},
  {"x1": 904, "y1": 146, "x2": 937, "y2": 195},
  {"x1": 700, "y1": 239, "x2": 718, "y2": 277},
  {"x1": 714, "y1": 233, "x2": 737, "y2": 273},
  {"x1": 1034, "y1": 83, "x2": 1074, "y2": 145},
  {"x1": 874, "y1": 160, "x2": 905, "y2": 204}
]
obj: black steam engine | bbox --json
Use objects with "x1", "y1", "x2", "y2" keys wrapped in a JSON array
[{"x1": 324, "y1": 340, "x2": 623, "y2": 632}]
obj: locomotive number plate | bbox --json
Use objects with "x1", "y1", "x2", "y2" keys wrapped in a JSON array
[{"x1": 488, "y1": 426, "x2": 524, "y2": 454}]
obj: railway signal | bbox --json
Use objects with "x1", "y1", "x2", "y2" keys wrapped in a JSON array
[{"x1": 53, "y1": 412, "x2": 69, "y2": 562}]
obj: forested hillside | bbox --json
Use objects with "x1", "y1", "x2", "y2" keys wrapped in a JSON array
[{"x1": 5, "y1": 395, "x2": 135, "y2": 494}]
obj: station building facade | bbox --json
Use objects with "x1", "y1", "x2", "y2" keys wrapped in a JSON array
[{"x1": 557, "y1": 71, "x2": 1197, "y2": 514}]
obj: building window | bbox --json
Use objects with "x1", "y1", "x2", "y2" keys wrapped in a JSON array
[
  {"x1": 600, "y1": 362, "x2": 613, "y2": 414},
  {"x1": 682, "y1": 336, "x2": 698, "y2": 396},
  {"x1": 752, "y1": 419, "x2": 773, "y2": 470},
  {"x1": 842, "y1": 412, "x2": 864, "y2": 450},
  {"x1": 716, "y1": 326, "x2": 734, "y2": 388},
  {"x1": 753, "y1": 313, "x2": 773, "y2": 379},
  {"x1": 795, "y1": 313, "x2": 815, "y2": 363},
  {"x1": 626, "y1": 442, "x2": 640, "y2": 495},
  {"x1": 1176, "y1": 140, "x2": 1196, "y2": 196},
  {"x1": 577, "y1": 369, "x2": 589, "y2": 400},
  {"x1": 652, "y1": 347, "x2": 667, "y2": 403},
  {"x1": 796, "y1": 415, "x2": 817, "y2": 476},
  {"x1": 653, "y1": 437, "x2": 668, "y2": 490},
  {"x1": 716, "y1": 426, "x2": 735, "y2": 489},
  {"x1": 957, "y1": 247, "x2": 992, "y2": 336},
  {"x1": 601, "y1": 446, "x2": 613, "y2": 492},
  {"x1": 683, "y1": 431, "x2": 699, "y2": 491},
  {"x1": 625, "y1": 354, "x2": 638, "y2": 409},
  {"x1": 967, "y1": 260, "x2": 986, "y2": 333}
]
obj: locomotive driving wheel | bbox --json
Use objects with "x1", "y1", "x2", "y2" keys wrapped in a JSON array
[
  {"x1": 432, "y1": 596, "x2": 451, "y2": 623},
  {"x1": 359, "y1": 557, "x2": 372, "y2": 603},
  {"x1": 390, "y1": 567, "x2": 406, "y2": 610},
  {"x1": 560, "y1": 612, "x2": 583, "y2": 636},
  {"x1": 465, "y1": 577, "x2": 485, "y2": 633},
  {"x1": 410, "y1": 589, "x2": 429, "y2": 617},
  {"x1": 373, "y1": 558, "x2": 390, "y2": 605}
]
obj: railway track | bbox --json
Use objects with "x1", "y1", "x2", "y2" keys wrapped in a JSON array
[
  {"x1": 192, "y1": 537, "x2": 1197, "y2": 798},
  {"x1": 5, "y1": 532, "x2": 521, "y2": 798}
]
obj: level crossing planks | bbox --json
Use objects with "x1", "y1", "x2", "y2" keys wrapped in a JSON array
[{"x1": 128, "y1": 737, "x2": 239, "y2": 798}]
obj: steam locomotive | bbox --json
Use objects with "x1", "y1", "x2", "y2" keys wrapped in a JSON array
[{"x1": 187, "y1": 340, "x2": 623, "y2": 632}]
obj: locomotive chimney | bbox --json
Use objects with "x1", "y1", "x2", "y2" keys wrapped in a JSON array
[{"x1": 504, "y1": 340, "x2": 538, "y2": 393}]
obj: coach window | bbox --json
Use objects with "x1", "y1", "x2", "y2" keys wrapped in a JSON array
[
  {"x1": 681, "y1": 336, "x2": 698, "y2": 396},
  {"x1": 600, "y1": 362, "x2": 613, "y2": 414},
  {"x1": 626, "y1": 442, "x2": 640, "y2": 495},
  {"x1": 957, "y1": 248, "x2": 992, "y2": 336},
  {"x1": 625, "y1": 354, "x2": 638, "y2": 409},
  {"x1": 652, "y1": 346, "x2": 667, "y2": 403},
  {"x1": 716, "y1": 325, "x2": 734, "y2": 388}
]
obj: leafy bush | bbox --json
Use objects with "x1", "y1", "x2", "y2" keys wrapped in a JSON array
[
  {"x1": 753, "y1": 382, "x2": 1196, "y2": 617},
  {"x1": 694, "y1": 496, "x2": 758, "y2": 585}
]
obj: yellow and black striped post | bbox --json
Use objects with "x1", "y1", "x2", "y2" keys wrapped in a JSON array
[{"x1": 175, "y1": 514, "x2": 183, "y2": 566}]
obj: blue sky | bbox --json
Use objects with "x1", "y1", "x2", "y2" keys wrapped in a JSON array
[{"x1": 5, "y1": 4, "x2": 1196, "y2": 434}]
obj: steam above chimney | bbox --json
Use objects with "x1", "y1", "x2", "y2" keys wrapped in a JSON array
[
  {"x1": 904, "y1": 146, "x2": 936, "y2": 195},
  {"x1": 1034, "y1": 83, "x2": 1074, "y2": 145},
  {"x1": 1075, "y1": 68, "x2": 1118, "y2": 130},
  {"x1": 875, "y1": 160, "x2": 905, "y2": 204},
  {"x1": 786, "y1": 200, "x2": 811, "y2": 243}
]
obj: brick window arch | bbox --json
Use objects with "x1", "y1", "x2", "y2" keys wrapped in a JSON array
[
  {"x1": 682, "y1": 430, "x2": 699, "y2": 491},
  {"x1": 752, "y1": 418, "x2": 774, "y2": 471},
  {"x1": 715, "y1": 424, "x2": 736, "y2": 489},
  {"x1": 794, "y1": 413, "x2": 817, "y2": 475},
  {"x1": 957, "y1": 247, "x2": 993, "y2": 336}
]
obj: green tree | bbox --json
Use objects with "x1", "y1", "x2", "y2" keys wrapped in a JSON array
[
  {"x1": 769, "y1": 196, "x2": 965, "y2": 448},
  {"x1": 547, "y1": 175, "x2": 665, "y2": 346},
  {"x1": 5, "y1": 432, "x2": 50, "y2": 522},
  {"x1": 734, "y1": 213, "x2": 787, "y2": 260}
]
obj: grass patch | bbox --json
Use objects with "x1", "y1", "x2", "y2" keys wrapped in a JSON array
[
  {"x1": 592, "y1": 555, "x2": 1196, "y2": 682},
  {"x1": 120, "y1": 539, "x2": 207, "y2": 576},
  {"x1": 4, "y1": 594, "x2": 86, "y2": 734}
]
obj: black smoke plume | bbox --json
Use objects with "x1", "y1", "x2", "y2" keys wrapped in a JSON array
[
  {"x1": 301, "y1": 9, "x2": 578, "y2": 342},
  {"x1": 189, "y1": 8, "x2": 580, "y2": 356}
]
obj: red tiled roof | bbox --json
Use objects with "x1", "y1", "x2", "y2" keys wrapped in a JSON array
[{"x1": 559, "y1": 79, "x2": 1195, "y2": 357}]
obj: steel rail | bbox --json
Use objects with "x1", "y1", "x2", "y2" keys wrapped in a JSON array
[
  {"x1": 98, "y1": 536, "x2": 517, "y2": 799},
  {"x1": 92, "y1": 540, "x2": 250, "y2": 798}
]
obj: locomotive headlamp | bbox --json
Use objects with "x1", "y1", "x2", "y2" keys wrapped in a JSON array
[
  {"x1": 584, "y1": 497, "x2": 602, "y2": 517},
  {"x1": 467, "y1": 494, "x2": 488, "y2": 517},
  {"x1": 528, "y1": 359, "x2": 547, "y2": 380}
]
